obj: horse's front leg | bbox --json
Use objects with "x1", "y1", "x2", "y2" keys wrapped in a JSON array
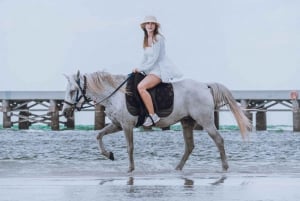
[
  {"x1": 96, "y1": 123, "x2": 122, "y2": 160},
  {"x1": 176, "y1": 117, "x2": 195, "y2": 170},
  {"x1": 123, "y1": 127, "x2": 135, "y2": 173}
]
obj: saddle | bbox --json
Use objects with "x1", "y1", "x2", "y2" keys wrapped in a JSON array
[{"x1": 125, "y1": 73, "x2": 174, "y2": 127}]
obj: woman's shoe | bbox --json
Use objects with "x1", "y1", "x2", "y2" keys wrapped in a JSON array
[{"x1": 143, "y1": 113, "x2": 160, "y2": 127}]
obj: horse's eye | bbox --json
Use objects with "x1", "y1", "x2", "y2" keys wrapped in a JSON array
[{"x1": 70, "y1": 90, "x2": 76, "y2": 97}]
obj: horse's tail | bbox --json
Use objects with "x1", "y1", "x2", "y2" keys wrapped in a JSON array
[{"x1": 208, "y1": 83, "x2": 252, "y2": 138}]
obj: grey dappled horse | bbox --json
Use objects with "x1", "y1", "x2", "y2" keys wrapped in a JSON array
[{"x1": 62, "y1": 71, "x2": 251, "y2": 172}]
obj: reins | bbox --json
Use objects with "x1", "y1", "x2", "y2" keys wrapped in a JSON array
[
  {"x1": 94, "y1": 73, "x2": 134, "y2": 105},
  {"x1": 65, "y1": 73, "x2": 133, "y2": 111}
]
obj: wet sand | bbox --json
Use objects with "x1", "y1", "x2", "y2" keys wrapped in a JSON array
[{"x1": 1, "y1": 173, "x2": 299, "y2": 201}]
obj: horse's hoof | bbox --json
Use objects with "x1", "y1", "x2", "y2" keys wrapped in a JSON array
[
  {"x1": 127, "y1": 167, "x2": 135, "y2": 173},
  {"x1": 109, "y1": 152, "x2": 114, "y2": 161},
  {"x1": 222, "y1": 165, "x2": 229, "y2": 172}
]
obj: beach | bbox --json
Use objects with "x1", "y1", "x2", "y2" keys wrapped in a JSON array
[{"x1": 0, "y1": 128, "x2": 299, "y2": 201}]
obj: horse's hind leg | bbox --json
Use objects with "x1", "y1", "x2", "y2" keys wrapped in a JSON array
[
  {"x1": 97, "y1": 123, "x2": 122, "y2": 160},
  {"x1": 205, "y1": 125, "x2": 228, "y2": 171},
  {"x1": 176, "y1": 117, "x2": 195, "y2": 171},
  {"x1": 123, "y1": 127, "x2": 135, "y2": 173}
]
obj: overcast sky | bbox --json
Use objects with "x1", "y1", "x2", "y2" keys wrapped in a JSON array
[{"x1": 0, "y1": 0, "x2": 299, "y2": 91}]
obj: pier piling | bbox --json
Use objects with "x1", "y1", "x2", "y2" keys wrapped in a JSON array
[
  {"x1": 256, "y1": 111, "x2": 267, "y2": 131},
  {"x1": 49, "y1": 100, "x2": 59, "y2": 130},
  {"x1": 94, "y1": 104, "x2": 105, "y2": 130},
  {"x1": 2, "y1": 100, "x2": 11, "y2": 128},
  {"x1": 19, "y1": 103, "x2": 30, "y2": 129},
  {"x1": 214, "y1": 111, "x2": 219, "y2": 129},
  {"x1": 65, "y1": 115, "x2": 75, "y2": 129},
  {"x1": 291, "y1": 91, "x2": 300, "y2": 131},
  {"x1": 293, "y1": 110, "x2": 300, "y2": 132}
]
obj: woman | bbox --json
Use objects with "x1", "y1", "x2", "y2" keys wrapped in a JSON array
[{"x1": 133, "y1": 15, "x2": 183, "y2": 127}]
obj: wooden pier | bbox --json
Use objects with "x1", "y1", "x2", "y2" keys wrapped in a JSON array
[{"x1": 0, "y1": 90, "x2": 299, "y2": 131}]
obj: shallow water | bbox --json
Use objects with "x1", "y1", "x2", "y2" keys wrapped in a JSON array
[{"x1": 0, "y1": 128, "x2": 300, "y2": 201}]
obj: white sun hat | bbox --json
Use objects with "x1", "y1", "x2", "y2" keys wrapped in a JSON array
[{"x1": 140, "y1": 15, "x2": 160, "y2": 26}]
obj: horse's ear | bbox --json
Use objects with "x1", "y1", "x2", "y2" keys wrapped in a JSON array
[
  {"x1": 76, "y1": 70, "x2": 80, "y2": 79},
  {"x1": 63, "y1": 74, "x2": 70, "y2": 82}
]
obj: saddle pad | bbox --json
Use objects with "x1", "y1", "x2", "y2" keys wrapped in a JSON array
[{"x1": 125, "y1": 73, "x2": 174, "y2": 119}]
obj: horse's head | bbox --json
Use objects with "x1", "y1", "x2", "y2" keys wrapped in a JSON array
[{"x1": 62, "y1": 70, "x2": 88, "y2": 118}]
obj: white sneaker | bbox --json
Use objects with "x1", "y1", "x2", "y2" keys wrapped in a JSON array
[{"x1": 143, "y1": 114, "x2": 160, "y2": 127}]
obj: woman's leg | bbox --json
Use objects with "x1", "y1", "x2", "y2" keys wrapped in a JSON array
[{"x1": 137, "y1": 74, "x2": 161, "y2": 114}]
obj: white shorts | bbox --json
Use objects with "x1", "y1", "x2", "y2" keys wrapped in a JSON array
[{"x1": 148, "y1": 67, "x2": 161, "y2": 80}]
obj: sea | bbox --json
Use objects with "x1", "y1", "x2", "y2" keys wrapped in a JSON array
[{"x1": 0, "y1": 125, "x2": 300, "y2": 201}]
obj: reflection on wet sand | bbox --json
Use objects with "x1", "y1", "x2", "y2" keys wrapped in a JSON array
[
  {"x1": 183, "y1": 178, "x2": 194, "y2": 187},
  {"x1": 211, "y1": 175, "x2": 227, "y2": 185},
  {"x1": 1, "y1": 174, "x2": 300, "y2": 201},
  {"x1": 126, "y1": 177, "x2": 195, "y2": 186},
  {"x1": 120, "y1": 175, "x2": 226, "y2": 187},
  {"x1": 127, "y1": 177, "x2": 134, "y2": 185}
]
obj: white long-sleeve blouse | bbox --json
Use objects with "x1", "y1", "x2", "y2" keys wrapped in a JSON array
[{"x1": 138, "y1": 34, "x2": 183, "y2": 83}]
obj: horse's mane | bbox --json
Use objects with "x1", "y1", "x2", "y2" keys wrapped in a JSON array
[{"x1": 85, "y1": 71, "x2": 126, "y2": 93}]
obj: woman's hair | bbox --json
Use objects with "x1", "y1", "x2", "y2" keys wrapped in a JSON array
[{"x1": 141, "y1": 23, "x2": 161, "y2": 48}]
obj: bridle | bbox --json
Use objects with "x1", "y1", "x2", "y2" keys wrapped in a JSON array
[
  {"x1": 63, "y1": 75, "x2": 93, "y2": 111},
  {"x1": 63, "y1": 73, "x2": 133, "y2": 111}
]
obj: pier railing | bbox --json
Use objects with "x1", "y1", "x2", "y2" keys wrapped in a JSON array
[{"x1": 0, "y1": 90, "x2": 299, "y2": 131}]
